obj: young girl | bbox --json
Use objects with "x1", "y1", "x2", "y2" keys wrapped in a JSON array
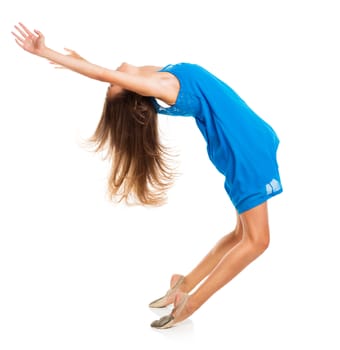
[{"x1": 12, "y1": 22, "x2": 283, "y2": 329}]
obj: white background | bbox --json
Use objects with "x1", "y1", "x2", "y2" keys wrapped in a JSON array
[{"x1": 1, "y1": 0, "x2": 339, "y2": 349}]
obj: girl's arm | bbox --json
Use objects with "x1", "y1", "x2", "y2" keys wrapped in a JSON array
[
  {"x1": 139, "y1": 66, "x2": 163, "y2": 73},
  {"x1": 11, "y1": 23, "x2": 169, "y2": 98},
  {"x1": 49, "y1": 48, "x2": 87, "y2": 68}
]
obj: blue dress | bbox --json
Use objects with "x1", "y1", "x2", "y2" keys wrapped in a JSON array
[{"x1": 153, "y1": 63, "x2": 282, "y2": 213}]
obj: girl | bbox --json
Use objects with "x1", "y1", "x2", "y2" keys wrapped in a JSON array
[{"x1": 12, "y1": 22, "x2": 283, "y2": 329}]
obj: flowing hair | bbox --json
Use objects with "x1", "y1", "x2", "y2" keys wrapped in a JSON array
[{"x1": 89, "y1": 90, "x2": 176, "y2": 206}]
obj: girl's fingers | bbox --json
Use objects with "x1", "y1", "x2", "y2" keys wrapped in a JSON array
[
  {"x1": 34, "y1": 29, "x2": 43, "y2": 37},
  {"x1": 14, "y1": 25, "x2": 27, "y2": 38},
  {"x1": 14, "y1": 39, "x2": 24, "y2": 48},
  {"x1": 64, "y1": 48, "x2": 78, "y2": 56},
  {"x1": 18, "y1": 22, "x2": 33, "y2": 37},
  {"x1": 48, "y1": 61, "x2": 65, "y2": 69},
  {"x1": 11, "y1": 31, "x2": 24, "y2": 43}
]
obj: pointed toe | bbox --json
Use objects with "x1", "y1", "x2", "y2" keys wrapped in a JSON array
[
  {"x1": 149, "y1": 275, "x2": 185, "y2": 308},
  {"x1": 151, "y1": 314, "x2": 175, "y2": 329}
]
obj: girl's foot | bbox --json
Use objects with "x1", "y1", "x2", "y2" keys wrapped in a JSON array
[
  {"x1": 150, "y1": 292, "x2": 193, "y2": 329},
  {"x1": 149, "y1": 274, "x2": 185, "y2": 308}
]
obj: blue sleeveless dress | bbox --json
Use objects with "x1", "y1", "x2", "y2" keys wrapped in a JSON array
[{"x1": 153, "y1": 63, "x2": 282, "y2": 213}]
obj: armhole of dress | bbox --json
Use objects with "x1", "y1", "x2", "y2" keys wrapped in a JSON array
[{"x1": 155, "y1": 98, "x2": 172, "y2": 108}]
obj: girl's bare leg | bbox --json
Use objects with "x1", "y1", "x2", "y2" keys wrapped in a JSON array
[
  {"x1": 172, "y1": 202, "x2": 270, "y2": 324},
  {"x1": 178, "y1": 213, "x2": 243, "y2": 294},
  {"x1": 150, "y1": 213, "x2": 243, "y2": 308}
]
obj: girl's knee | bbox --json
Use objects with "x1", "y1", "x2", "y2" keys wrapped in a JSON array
[
  {"x1": 247, "y1": 227, "x2": 270, "y2": 253},
  {"x1": 240, "y1": 202, "x2": 270, "y2": 254}
]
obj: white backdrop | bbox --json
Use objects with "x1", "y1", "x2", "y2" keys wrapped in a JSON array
[{"x1": 1, "y1": 0, "x2": 339, "y2": 349}]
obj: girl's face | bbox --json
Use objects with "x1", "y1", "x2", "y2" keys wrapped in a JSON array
[
  {"x1": 107, "y1": 83, "x2": 123, "y2": 98},
  {"x1": 107, "y1": 62, "x2": 134, "y2": 98}
]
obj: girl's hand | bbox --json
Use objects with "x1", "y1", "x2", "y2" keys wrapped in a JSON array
[
  {"x1": 49, "y1": 48, "x2": 86, "y2": 68},
  {"x1": 11, "y1": 22, "x2": 46, "y2": 56}
]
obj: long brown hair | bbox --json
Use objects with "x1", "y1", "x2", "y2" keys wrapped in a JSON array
[{"x1": 89, "y1": 90, "x2": 175, "y2": 206}]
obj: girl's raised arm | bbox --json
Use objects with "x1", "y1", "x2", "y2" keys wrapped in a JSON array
[{"x1": 11, "y1": 23, "x2": 167, "y2": 98}]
